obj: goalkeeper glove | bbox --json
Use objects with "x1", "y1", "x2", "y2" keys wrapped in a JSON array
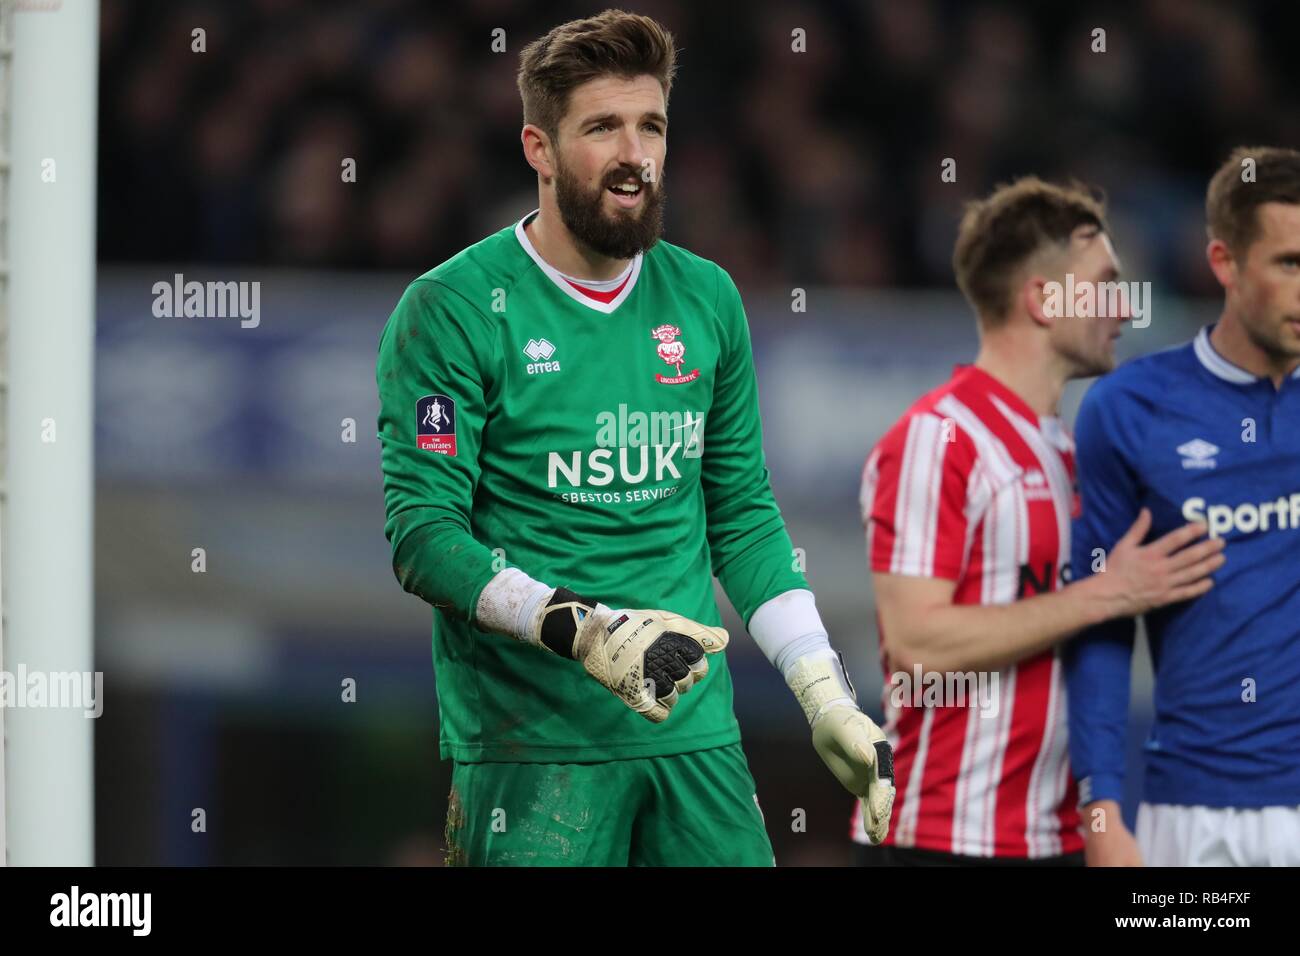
[
  {"x1": 527, "y1": 588, "x2": 729, "y2": 723},
  {"x1": 787, "y1": 652, "x2": 896, "y2": 844}
]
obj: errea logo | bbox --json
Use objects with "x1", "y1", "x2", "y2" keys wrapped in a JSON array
[
  {"x1": 1021, "y1": 468, "x2": 1053, "y2": 501},
  {"x1": 1177, "y1": 438, "x2": 1219, "y2": 470},
  {"x1": 523, "y1": 338, "x2": 560, "y2": 375}
]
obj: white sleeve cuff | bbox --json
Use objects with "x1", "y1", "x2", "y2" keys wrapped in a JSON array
[
  {"x1": 748, "y1": 588, "x2": 835, "y2": 679},
  {"x1": 474, "y1": 567, "x2": 553, "y2": 643}
]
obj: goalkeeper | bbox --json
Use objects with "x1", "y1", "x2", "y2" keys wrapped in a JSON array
[{"x1": 376, "y1": 10, "x2": 892, "y2": 866}]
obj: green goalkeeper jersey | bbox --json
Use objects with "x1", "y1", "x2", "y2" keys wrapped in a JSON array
[{"x1": 376, "y1": 211, "x2": 807, "y2": 763}]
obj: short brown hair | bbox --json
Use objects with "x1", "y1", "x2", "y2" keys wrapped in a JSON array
[
  {"x1": 1206, "y1": 146, "x2": 1300, "y2": 255},
  {"x1": 517, "y1": 10, "x2": 677, "y2": 142},
  {"x1": 953, "y1": 177, "x2": 1107, "y2": 325}
]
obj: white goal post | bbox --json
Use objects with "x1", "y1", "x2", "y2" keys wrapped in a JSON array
[
  {"x1": 1, "y1": 0, "x2": 99, "y2": 867},
  {"x1": 0, "y1": 0, "x2": 14, "y2": 869}
]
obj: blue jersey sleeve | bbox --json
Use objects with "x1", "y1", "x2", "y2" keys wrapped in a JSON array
[{"x1": 1066, "y1": 377, "x2": 1144, "y2": 806}]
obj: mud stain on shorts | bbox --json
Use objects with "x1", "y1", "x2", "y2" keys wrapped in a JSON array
[{"x1": 444, "y1": 782, "x2": 467, "y2": 867}]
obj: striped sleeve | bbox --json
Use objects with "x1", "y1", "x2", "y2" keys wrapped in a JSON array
[{"x1": 862, "y1": 412, "x2": 977, "y2": 580}]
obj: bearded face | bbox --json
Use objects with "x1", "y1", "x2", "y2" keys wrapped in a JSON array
[{"x1": 554, "y1": 154, "x2": 665, "y2": 260}]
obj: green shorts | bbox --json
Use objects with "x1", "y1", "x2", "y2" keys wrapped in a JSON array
[{"x1": 444, "y1": 743, "x2": 774, "y2": 867}]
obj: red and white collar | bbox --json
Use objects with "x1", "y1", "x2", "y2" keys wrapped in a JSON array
[{"x1": 514, "y1": 209, "x2": 642, "y2": 314}]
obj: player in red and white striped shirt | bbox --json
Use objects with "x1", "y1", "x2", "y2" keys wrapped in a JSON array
[{"x1": 852, "y1": 178, "x2": 1225, "y2": 864}]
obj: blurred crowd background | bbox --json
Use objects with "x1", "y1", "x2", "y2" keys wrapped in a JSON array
[
  {"x1": 100, "y1": 0, "x2": 1299, "y2": 288},
  {"x1": 89, "y1": 0, "x2": 1293, "y2": 865}
]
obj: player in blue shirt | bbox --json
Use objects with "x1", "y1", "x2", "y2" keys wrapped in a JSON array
[{"x1": 1068, "y1": 146, "x2": 1300, "y2": 865}]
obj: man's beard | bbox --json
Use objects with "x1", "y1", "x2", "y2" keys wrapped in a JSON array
[
  {"x1": 1246, "y1": 311, "x2": 1300, "y2": 360},
  {"x1": 554, "y1": 159, "x2": 665, "y2": 260}
]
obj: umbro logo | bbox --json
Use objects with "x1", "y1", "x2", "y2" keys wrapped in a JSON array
[
  {"x1": 1177, "y1": 438, "x2": 1218, "y2": 470},
  {"x1": 523, "y1": 338, "x2": 561, "y2": 375}
]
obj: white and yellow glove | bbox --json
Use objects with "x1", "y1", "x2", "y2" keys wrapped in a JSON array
[
  {"x1": 788, "y1": 652, "x2": 896, "y2": 845},
  {"x1": 529, "y1": 588, "x2": 730, "y2": 723}
]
